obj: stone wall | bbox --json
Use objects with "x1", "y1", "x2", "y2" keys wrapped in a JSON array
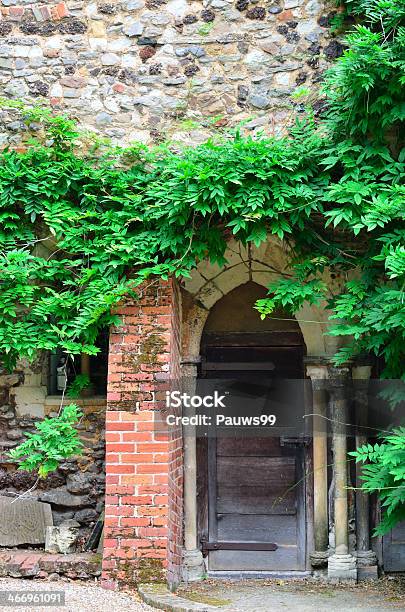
[
  {"x1": 0, "y1": 369, "x2": 106, "y2": 545},
  {"x1": 0, "y1": 0, "x2": 342, "y2": 145},
  {"x1": 102, "y1": 279, "x2": 183, "y2": 589}
]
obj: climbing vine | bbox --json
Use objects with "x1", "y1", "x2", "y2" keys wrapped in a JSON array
[
  {"x1": 350, "y1": 427, "x2": 405, "y2": 535},
  {"x1": 8, "y1": 404, "x2": 83, "y2": 479},
  {"x1": 1, "y1": 0, "x2": 404, "y2": 525},
  {"x1": 0, "y1": 1, "x2": 403, "y2": 377}
]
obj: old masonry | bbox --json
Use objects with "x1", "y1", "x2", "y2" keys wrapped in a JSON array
[{"x1": 0, "y1": 0, "x2": 404, "y2": 591}]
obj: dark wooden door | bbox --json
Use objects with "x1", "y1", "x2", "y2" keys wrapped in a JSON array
[
  {"x1": 383, "y1": 521, "x2": 405, "y2": 571},
  {"x1": 208, "y1": 436, "x2": 305, "y2": 571},
  {"x1": 200, "y1": 342, "x2": 306, "y2": 572}
]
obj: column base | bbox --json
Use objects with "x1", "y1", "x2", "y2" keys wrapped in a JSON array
[
  {"x1": 310, "y1": 550, "x2": 329, "y2": 568},
  {"x1": 328, "y1": 553, "x2": 357, "y2": 582},
  {"x1": 355, "y1": 550, "x2": 378, "y2": 580},
  {"x1": 181, "y1": 549, "x2": 205, "y2": 582},
  {"x1": 355, "y1": 549, "x2": 377, "y2": 566}
]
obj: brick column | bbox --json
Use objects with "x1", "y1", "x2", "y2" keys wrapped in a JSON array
[{"x1": 101, "y1": 279, "x2": 183, "y2": 590}]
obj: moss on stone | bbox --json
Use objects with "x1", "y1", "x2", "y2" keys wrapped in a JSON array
[
  {"x1": 137, "y1": 558, "x2": 165, "y2": 583},
  {"x1": 129, "y1": 328, "x2": 168, "y2": 373},
  {"x1": 182, "y1": 591, "x2": 231, "y2": 606}
]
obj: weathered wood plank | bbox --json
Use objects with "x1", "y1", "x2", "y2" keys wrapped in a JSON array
[
  {"x1": 216, "y1": 437, "x2": 283, "y2": 457},
  {"x1": 209, "y1": 547, "x2": 299, "y2": 571},
  {"x1": 217, "y1": 486, "x2": 296, "y2": 515},
  {"x1": 217, "y1": 456, "x2": 296, "y2": 487},
  {"x1": 217, "y1": 514, "x2": 297, "y2": 544}
]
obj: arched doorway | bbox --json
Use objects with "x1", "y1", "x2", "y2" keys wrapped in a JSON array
[{"x1": 196, "y1": 282, "x2": 308, "y2": 573}]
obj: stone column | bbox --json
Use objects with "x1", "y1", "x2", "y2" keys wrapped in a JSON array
[
  {"x1": 181, "y1": 357, "x2": 205, "y2": 582},
  {"x1": 307, "y1": 363, "x2": 329, "y2": 569},
  {"x1": 328, "y1": 366, "x2": 357, "y2": 581},
  {"x1": 352, "y1": 364, "x2": 378, "y2": 578}
]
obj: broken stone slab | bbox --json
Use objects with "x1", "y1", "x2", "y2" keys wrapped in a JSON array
[
  {"x1": 0, "y1": 495, "x2": 53, "y2": 546},
  {"x1": 6, "y1": 553, "x2": 39, "y2": 579},
  {"x1": 45, "y1": 520, "x2": 80, "y2": 554},
  {"x1": 38, "y1": 552, "x2": 101, "y2": 577},
  {"x1": 0, "y1": 551, "x2": 101, "y2": 579}
]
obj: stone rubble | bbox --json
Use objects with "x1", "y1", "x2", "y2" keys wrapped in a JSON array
[
  {"x1": 0, "y1": 550, "x2": 102, "y2": 579},
  {"x1": 0, "y1": 369, "x2": 106, "y2": 544}
]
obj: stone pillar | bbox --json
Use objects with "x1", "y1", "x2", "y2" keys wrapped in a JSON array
[
  {"x1": 181, "y1": 358, "x2": 205, "y2": 582},
  {"x1": 352, "y1": 364, "x2": 378, "y2": 578},
  {"x1": 328, "y1": 366, "x2": 357, "y2": 581},
  {"x1": 307, "y1": 363, "x2": 329, "y2": 569}
]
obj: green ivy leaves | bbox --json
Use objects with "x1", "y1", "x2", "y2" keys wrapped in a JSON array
[
  {"x1": 8, "y1": 405, "x2": 84, "y2": 478},
  {"x1": 350, "y1": 428, "x2": 405, "y2": 535}
]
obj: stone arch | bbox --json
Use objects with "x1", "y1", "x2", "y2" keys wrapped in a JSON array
[{"x1": 181, "y1": 237, "x2": 336, "y2": 359}]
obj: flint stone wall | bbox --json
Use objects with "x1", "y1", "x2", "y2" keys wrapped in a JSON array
[
  {"x1": 0, "y1": 0, "x2": 343, "y2": 145},
  {"x1": 0, "y1": 368, "x2": 106, "y2": 545}
]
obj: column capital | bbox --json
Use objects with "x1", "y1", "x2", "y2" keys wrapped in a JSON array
[
  {"x1": 304, "y1": 355, "x2": 332, "y2": 366},
  {"x1": 306, "y1": 363, "x2": 329, "y2": 380},
  {"x1": 352, "y1": 364, "x2": 372, "y2": 380},
  {"x1": 304, "y1": 356, "x2": 353, "y2": 378},
  {"x1": 328, "y1": 365, "x2": 352, "y2": 390}
]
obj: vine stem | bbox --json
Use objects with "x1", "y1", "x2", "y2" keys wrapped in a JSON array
[
  {"x1": 10, "y1": 476, "x2": 40, "y2": 504},
  {"x1": 303, "y1": 412, "x2": 394, "y2": 435}
]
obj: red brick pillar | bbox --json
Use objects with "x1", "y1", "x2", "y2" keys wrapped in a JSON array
[{"x1": 102, "y1": 279, "x2": 183, "y2": 589}]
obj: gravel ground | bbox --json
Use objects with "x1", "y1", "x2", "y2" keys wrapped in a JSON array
[
  {"x1": 1, "y1": 575, "x2": 404, "y2": 612},
  {"x1": 0, "y1": 578, "x2": 154, "y2": 612}
]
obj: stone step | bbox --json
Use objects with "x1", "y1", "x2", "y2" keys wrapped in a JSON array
[
  {"x1": 0, "y1": 550, "x2": 101, "y2": 580},
  {"x1": 138, "y1": 583, "x2": 219, "y2": 612}
]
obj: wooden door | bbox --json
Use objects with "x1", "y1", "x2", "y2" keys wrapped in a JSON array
[
  {"x1": 383, "y1": 522, "x2": 405, "y2": 571},
  {"x1": 207, "y1": 436, "x2": 305, "y2": 571},
  {"x1": 200, "y1": 342, "x2": 306, "y2": 572}
]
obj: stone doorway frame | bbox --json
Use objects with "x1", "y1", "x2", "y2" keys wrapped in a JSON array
[
  {"x1": 102, "y1": 238, "x2": 377, "y2": 587},
  {"x1": 179, "y1": 239, "x2": 336, "y2": 580}
]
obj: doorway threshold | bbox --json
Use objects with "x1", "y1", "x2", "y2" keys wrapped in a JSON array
[{"x1": 207, "y1": 570, "x2": 311, "y2": 580}]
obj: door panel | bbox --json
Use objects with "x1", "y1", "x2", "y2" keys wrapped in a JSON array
[
  {"x1": 217, "y1": 456, "x2": 296, "y2": 488},
  {"x1": 208, "y1": 436, "x2": 305, "y2": 571},
  {"x1": 217, "y1": 455, "x2": 296, "y2": 515},
  {"x1": 217, "y1": 437, "x2": 283, "y2": 456},
  {"x1": 201, "y1": 341, "x2": 306, "y2": 572},
  {"x1": 217, "y1": 514, "x2": 297, "y2": 542},
  {"x1": 209, "y1": 547, "x2": 299, "y2": 571},
  {"x1": 217, "y1": 486, "x2": 296, "y2": 515},
  {"x1": 383, "y1": 521, "x2": 405, "y2": 571}
]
